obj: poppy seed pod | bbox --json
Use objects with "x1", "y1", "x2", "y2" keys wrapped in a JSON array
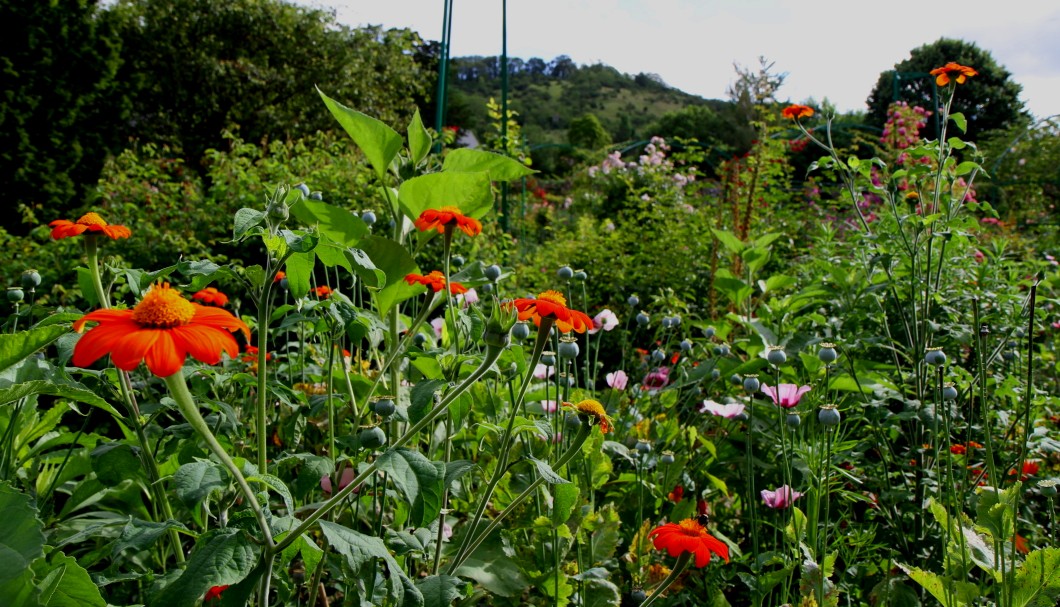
[
  {"x1": 818, "y1": 405, "x2": 841, "y2": 427},
  {"x1": 627, "y1": 294, "x2": 640, "y2": 307},
  {"x1": 786, "y1": 413, "x2": 801, "y2": 427},
  {"x1": 294, "y1": 183, "x2": 311, "y2": 197},
  {"x1": 661, "y1": 316, "x2": 673, "y2": 329},
  {"x1": 942, "y1": 383, "x2": 958, "y2": 401},
  {"x1": 651, "y1": 349, "x2": 666, "y2": 363},
  {"x1": 451, "y1": 255, "x2": 465, "y2": 267},
  {"x1": 361, "y1": 211, "x2": 377, "y2": 225},
  {"x1": 710, "y1": 369, "x2": 721, "y2": 380},
  {"x1": 925, "y1": 347, "x2": 947, "y2": 366},
  {"x1": 512, "y1": 321, "x2": 531, "y2": 340},
  {"x1": 743, "y1": 375, "x2": 760, "y2": 394},
  {"x1": 635, "y1": 439, "x2": 652, "y2": 454},
  {"x1": 540, "y1": 352, "x2": 556, "y2": 367},
  {"x1": 372, "y1": 398, "x2": 396, "y2": 417},
  {"x1": 358, "y1": 426, "x2": 386, "y2": 450},
  {"x1": 680, "y1": 339, "x2": 693, "y2": 352},
  {"x1": 21, "y1": 270, "x2": 41, "y2": 291},
  {"x1": 818, "y1": 343, "x2": 837, "y2": 363},
  {"x1": 7, "y1": 287, "x2": 24, "y2": 303},
  {"x1": 767, "y1": 346, "x2": 787, "y2": 365},
  {"x1": 703, "y1": 326, "x2": 716, "y2": 339},
  {"x1": 1039, "y1": 479, "x2": 1058, "y2": 498},
  {"x1": 573, "y1": 270, "x2": 587, "y2": 282},
  {"x1": 635, "y1": 312, "x2": 650, "y2": 326},
  {"x1": 557, "y1": 266, "x2": 574, "y2": 280},
  {"x1": 558, "y1": 337, "x2": 580, "y2": 360},
  {"x1": 660, "y1": 451, "x2": 675, "y2": 464},
  {"x1": 484, "y1": 264, "x2": 502, "y2": 281}
]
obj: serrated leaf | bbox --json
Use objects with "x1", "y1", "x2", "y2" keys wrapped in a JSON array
[
  {"x1": 898, "y1": 564, "x2": 978, "y2": 607},
  {"x1": 319, "y1": 88, "x2": 403, "y2": 180},
  {"x1": 417, "y1": 574, "x2": 464, "y2": 607},
  {"x1": 0, "y1": 482, "x2": 45, "y2": 591},
  {"x1": 376, "y1": 448, "x2": 445, "y2": 527},
  {"x1": 91, "y1": 443, "x2": 143, "y2": 487},
  {"x1": 444, "y1": 460, "x2": 476, "y2": 490},
  {"x1": 454, "y1": 535, "x2": 528, "y2": 597},
  {"x1": 408, "y1": 379, "x2": 446, "y2": 424},
  {"x1": 1012, "y1": 548, "x2": 1060, "y2": 607},
  {"x1": 582, "y1": 578, "x2": 620, "y2": 607},
  {"x1": 149, "y1": 530, "x2": 258, "y2": 607},
  {"x1": 528, "y1": 457, "x2": 570, "y2": 485},
  {"x1": 318, "y1": 520, "x2": 420, "y2": 606},
  {"x1": 442, "y1": 148, "x2": 535, "y2": 181}
]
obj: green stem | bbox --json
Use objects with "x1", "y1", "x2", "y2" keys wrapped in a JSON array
[
  {"x1": 256, "y1": 275, "x2": 276, "y2": 474},
  {"x1": 640, "y1": 551, "x2": 693, "y2": 607}
]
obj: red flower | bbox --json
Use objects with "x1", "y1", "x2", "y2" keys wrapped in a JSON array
[
  {"x1": 73, "y1": 283, "x2": 250, "y2": 378},
  {"x1": 509, "y1": 290, "x2": 592, "y2": 333},
  {"x1": 414, "y1": 206, "x2": 482, "y2": 237},
  {"x1": 950, "y1": 444, "x2": 967, "y2": 455},
  {"x1": 930, "y1": 62, "x2": 978, "y2": 86},
  {"x1": 192, "y1": 287, "x2": 229, "y2": 307},
  {"x1": 668, "y1": 485, "x2": 684, "y2": 503},
  {"x1": 204, "y1": 585, "x2": 229, "y2": 602},
  {"x1": 649, "y1": 517, "x2": 729, "y2": 567},
  {"x1": 49, "y1": 212, "x2": 131, "y2": 240},
  {"x1": 274, "y1": 271, "x2": 286, "y2": 283},
  {"x1": 404, "y1": 271, "x2": 468, "y2": 294},
  {"x1": 314, "y1": 285, "x2": 333, "y2": 299},
  {"x1": 782, "y1": 104, "x2": 814, "y2": 120}
]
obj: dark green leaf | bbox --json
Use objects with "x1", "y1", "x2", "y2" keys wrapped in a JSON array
[
  {"x1": 408, "y1": 379, "x2": 446, "y2": 424},
  {"x1": 376, "y1": 448, "x2": 445, "y2": 527},
  {"x1": 91, "y1": 443, "x2": 143, "y2": 487},
  {"x1": 0, "y1": 379, "x2": 121, "y2": 417},
  {"x1": 173, "y1": 460, "x2": 228, "y2": 507},
  {"x1": 528, "y1": 457, "x2": 570, "y2": 485},
  {"x1": 0, "y1": 325, "x2": 69, "y2": 376},
  {"x1": 233, "y1": 208, "x2": 265, "y2": 240},
  {"x1": 112, "y1": 519, "x2": 190, "y2": 555},
  {"x1": 950, "y1": 112, "x2": 968, "y2": 134},
  {"x1": 417, "y1": 575, "x2": 464, "y2": 607},
  {"x1": 35, "y1": 551, "x2": 106, "y2": 607},
  {"x1": 246, "y1": 473, "x2": 295, "y2": 515},
  {"x1": 149, "y1": 530, "x2": 258, "y2": 607},
  {"x1": 0, "y1": 482, "x2": 45, "y2": 591},
  {"x1": 551, "y1": 483, "x2": 580, "y2": 527}
]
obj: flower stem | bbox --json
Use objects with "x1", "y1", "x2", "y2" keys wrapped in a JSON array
[{"x1": 640, "y1": 551, "x2": 692, "y2": 607}]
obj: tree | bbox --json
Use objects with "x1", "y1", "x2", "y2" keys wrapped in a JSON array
[
  {"x1": 1, "y1": 0, "x2": 125, "y2": 233},
  {"x1": 866, "y1": 38, "x2": 1028, "y2": 141},
  {"x1": 568, "y1": 114, "x2": 612, "y2": 150}
]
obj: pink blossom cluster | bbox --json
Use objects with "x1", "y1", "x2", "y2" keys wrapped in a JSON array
[
  {"x1": 585, "y1": 137, "x2": 694, "y2": 189},
  {"x1": 882, "y1": 102, "x2": 932, "y2": 166}
]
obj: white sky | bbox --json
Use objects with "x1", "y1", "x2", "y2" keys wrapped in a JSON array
[{"x1": 294, "y1": 0, "x2": 1060, "y2": 121}]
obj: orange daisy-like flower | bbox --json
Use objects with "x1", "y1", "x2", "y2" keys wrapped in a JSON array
[
  {"x1": 72, "y1": 282, "x2": 250, "y2": 378},
  {"x1": 930, "y1": 62, "x2": 978, "y2": 86},
  {"x1": 649, "y1": 517, "x2": 730, "y2": 567},
  {"x1": 414, "y1": 206, "x2": 482, "y2": 237},
  {"x1": 274, "y1": 271, "x2": 286, "y2": 283},
  {"x1": 404, "y1": 271, "x2": 468, "y2": 295},
  {"x1": 782, "y1": 104, "x2": 814, "y2": 120},
  {"x1": 510, "y1": 290, "x2": 593, "y2": 333},
  {"x1": 314, "y1": 285, "x2": 333, "y2": 299},
  {"x1": 571, "y1": 399, "x2": 612, "y2": 433},
  {"x1": 192, "y1": 287, "x2": 229, "y2": 307},
  {"x1": 49, "y1": 212, "x2": 131, "y2": 241}
]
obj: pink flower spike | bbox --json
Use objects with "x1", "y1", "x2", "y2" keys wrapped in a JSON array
[
  {"x1": 589, "y1": 309, "x2": 619, "y2": 334},
  {"x1": 761, "y1": 383, "x2": 811, "y2": 409},
  {"x1": 761, "y1": 485, "x2": 803, "y2": 509},
  {"x1": 605, "y1": 370, "x2": 628, "y2": 391},
  {"x1": 700, "y1": 400, "x2": 746, "y2": 418}
]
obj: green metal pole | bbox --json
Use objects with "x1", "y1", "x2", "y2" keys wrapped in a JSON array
[
  {"x1": 433, "y1": 0, "x2": 453, "y2": 149},
  {"x1": 500, "y1": 0, "x2": 510, "y2": 232}
]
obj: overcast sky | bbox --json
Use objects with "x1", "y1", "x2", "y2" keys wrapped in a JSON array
[{"x1": 294, "y1": 0, "x2": 1060, "y2": 121}]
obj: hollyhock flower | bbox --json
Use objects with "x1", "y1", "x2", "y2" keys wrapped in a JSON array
[
  {"x1": 72, "y1": 282, "x2": 250, "y2": 378},
  {"x1": 414, "y1": 206, "x2": 482, "y2": 237},
  {"x1": 605, "y1": 370, "x2": 628, "y2": 390},
  {"x1": 782, "y1": 104, "x2": 814, "y2": 120},
  {"x1": 643, "y1": 367, "x2": 671, "y2": 390},
  {"x1": 192, "y1": 287, "x2": 229, "y2": 307},
  {"x1": 320, "y1": 466, "x2": 358, "y2": 495},
  {"x1": 762, "y1": 383, "x2": 811, "y2": 409},
  {"x1": 930, "y1": 62, "x2": 978, "y2": 86},
  {"x1": 761, "y1": 485, "x2": 803, "y2": 509},
  {"x1": 49, "y1": 212, "x2": 131, "y2": 240},
  {"x1": 588, "y1": 309, "x2": 619, "y2": 334},
  {"x1": 509, "y1": 290, "x2": 593, "y2": 333},
  {"x1": 405, "y1": 271, "x2": 468, "y2": 295},
  {"x1": 571, "y1": 399, "x2": 612, "y2": 433},
  {"x1": 649, "y1": 517, "x2": 729, "y2": 566},
  {"x1": 700, "y1": 400, "x2": 746, "y2": 418}
]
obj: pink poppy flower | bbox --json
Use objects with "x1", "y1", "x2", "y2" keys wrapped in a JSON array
[
  {"x1": 589, "y1": 309, "x2": 619, "y2": 334},
  {"x1": 605, "y1": 370, "x2": 628, "y2": 390},
  {"x1": 761, "y1": 485, "x2": 802, "y2": 509},
  {"x1": 643, "y1": 367, "x2": 670, "y2": 390},
  {"x1": 700, "y1": 400, "x2": 745, "y2": 418},
  {"x1": 761, "y1": 383, "x2": 811, "y2": 409},
  {"x1": 534, "y1": 363, "x2": 554, "y2": 380}
]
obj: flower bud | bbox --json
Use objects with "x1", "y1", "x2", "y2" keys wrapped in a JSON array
[
  {"x1": 743, "y1": 374, "x2": 760, "y2": 394},
  {"x1": 818, "y1": 342, "x2": 837, "y2": 363},
  {"x1": 294, "y1": 183, "x2": 311, "y2": 197},
  {"x1": 484, "y1": 264, "x2": 502, "y2": 281},
  {"x1": 309, "y1": 191, "x2": 323, "y2": 201},
  {"x1": 361, "y1": 211, "x2": 377, "y2": 225},
  {"x1": 20, "y1": 270, "x2": 41, "y2": 291},
  {"x1": 767, "y1": 346, "x2": 787, "y2": 365},
  {"x1": 924, "y1": 347, "x2": 946, "y2": 366},
  {"x1": 483, "y1": 300, "x2": 517, "y2": 349},
  {"x1": 818, "y1": 405, "x2": 840, "y2": 427},
  {"x1": 558, "y1": 337, "x2": 580, "y2": 360},
  {"x1": 557, "y1": 266, "x2": 574, "y2": 280},
  {"x1": 266, "y1": 200, "x2": 289, "y2": 222}
]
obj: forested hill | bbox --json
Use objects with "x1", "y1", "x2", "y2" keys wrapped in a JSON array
[{"x1": 445, "y1": 55, "x2": 743, "y2": 147}]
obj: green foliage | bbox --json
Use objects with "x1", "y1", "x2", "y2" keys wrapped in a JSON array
[{"x1": 568, "y1": 114, "x2": 613, "y2": 150}]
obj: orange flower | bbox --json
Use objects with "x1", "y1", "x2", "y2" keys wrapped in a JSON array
[
  {"x1": 649, "y1": 517, "x2": 729, "y2": 567},
  {"x1": 415, "y1": 206, "x2": 482, "y2": 237},
  {"x1": 314, "y1": 285, "x2": 333, "y2": 298},
  {"x1": 668, "y1": 485, "x2": 684, "y2": 503},
  {"x1": 1014, "y1": 534, "x2": 1029, "y2": 555},
  {"x1": 404, "y1": 271, "x2": 468, "y2": 294},
  {"x1": 950, "y1": 444, "x2": 967, "y2": 455},
  {"x1": 930, "y1": 62, "x2": 978, "y2": 86},
  {"x1": 274, "y1": 271, "x2": 286, "y2": 283},
  {"x1": 72, "y1": 283, "x2": 250, "y2": 378},
  {"x1": 192, "y1": 287, "x2": 229, "y2": 307},
  {"x1": 204, "y1": 585, "x2": 229, "y2": 602},
  {"x1": 241, "y1": 345, "x2": 272, "y2": 363},
  {"x1": 571, "y1": 399, "x2": 612, "y2": 433},
  {"x1": 49, "y1": 212, "x2": 131, "y2": 240},
  {"x1": 782, "y1": 104, "x2": 814, "y2": 120},
  {"x1": 510, "y1": 290, "x2": 593, "y2": 333}
]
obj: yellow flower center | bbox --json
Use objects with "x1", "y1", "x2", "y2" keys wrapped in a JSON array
[
  {"x1": 677, "y1": 519, "x2": 707, "y2": 536},
  {"x1": 131, "y1": 283, "x2": 196, "y2": 328},
  {"x1": 77, "y1": 212, "x2": 108, "y2": 227},
  {"x1": 537, "y1": 290, "x2": 567, "y2": 306},
  {"x1": 439, "y1": 205, "x2": 462, "y2": 214}
]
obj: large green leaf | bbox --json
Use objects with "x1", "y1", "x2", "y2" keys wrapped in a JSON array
[
  {"x1": 319, "y1": 88, "x2": 403, "y2": 180},
  {"x1": 0, "y1": 379, "x2": 121, "y2": 417},
  {"x1": 408, "y1": 110, "x2": 432, "y2": 166},
  {"x1": 0, "y1": 325, "x2": 68, "y2": 375},
  {"x1": 34, "y1": 551, "x2": 106, "y2": 607},
  {"x1": 398, "y1": 172, "x2": 493, "y2": 223},
  {"x1": 0, "y1": 482, "x2": 45, "y2": 596},
  {"x1": 173, "y1": 460, "x2": 228, "y2": 507},
  {"x1": 453, "y1": 535, "x2": 528, "y2": 597},
  {"x1": 318, "y1": 520, "x2": 421, "y2": 607},
  {"x1": 112, "y1": 519, "x2": 190, "y2": 556},
  {"x1": 582, "y1": 578, "x2": 620, "y2": 607},
  {"x1": 360, "y1": 235, "x2": 421, "y2": 315},
  {"x1": 376, "y1": 448, "x2": 445, "y2": 527},
  {"x1": 91, "y1": 443, "x2": 144, "y2": 487},
  {"x1": 551, "y1": 483, "x2": 580, "y2": 528},
  {"x1": 149, "y1": 530, "x2": 258, "y2": 607},
  {"x1": 246, "y1": 473, "x2": 295, "y2": 515},
  {"x1": 442, "y1": 148, "x2": 535, "y2": 181},
  {"x1": 284, "y1": 251, "x2": 315, "y2": 299},
  {"x1": 899, "y1": 564, "x2": 978, "y2": 607},
  {"x1": 1012, "y1": 548, "x2": 1060, "y2": 607},
  {"x1": 289, "y1": 199, "x2": 367, "y2": 247},
  {"x1": 417, "y1": 575, "x2": 464, "y2": 607}
]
